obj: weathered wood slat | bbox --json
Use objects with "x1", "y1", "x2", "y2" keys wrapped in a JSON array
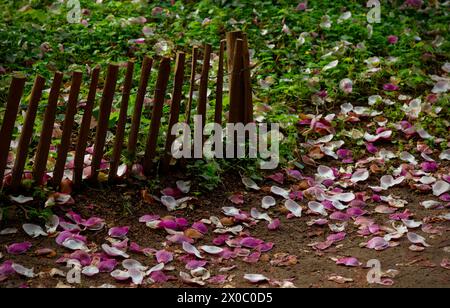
[
  {"x1": 162, "y1": 52, "x2": 186, "y2": 172},
  {"x1": 73, "y1": 67, "x2": 100, "y2": 188},
  {"x1": 33, "y1": 71, "x2": 64, "y2": 186},
  {"x1": 90, "y1": 64, "x2": 119, "y2": 183},
  {"x1": 109, "y1": 61, "x2": 135, "y2": 181},
  {"x1": 197, "y1": 44, "x2": 212, "y2": 129},
  {"x1": 143, "y1": 57, "x2": 171, "y2": 175},
  {"x1": 215, "y1": 40, "x2": 225, "y2": 126},
  {"x1": 185, "y1": 46, "x2": 198, "y2": 125},
  {"x1": 0, "y1": 74, "x2": 27, "y2": 188},
  {"x1": 53, "y1": 71, "x2": 83, "y2": 188},
  {"x1": 128, "y1": 56, "x2": 153, "y2": 158}
]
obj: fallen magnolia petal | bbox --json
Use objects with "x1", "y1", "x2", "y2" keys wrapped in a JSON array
[
  {"x1": 229, "y1": 194, "x2": 244, "y2": 205},
  {"x1": 328, "y1": 275, "x2": 353, "y2": 284},
  {"x1": 182, "y1": 242, "x2": 203, "y2": 259},
  {"x1": 81, "y1": 217, "x2": 105, "y2": 231},
  {"x1": 308, "y1": 201, "x2": 328, "y2": 216},
  {"x1": 6, "y1": 242, "x2": 32, "y2": 255},
  {"x1": 244, "y1": 273, "x2": 269, "y2": 283},
  {"x1": 146, "y1": 263, "x2": 165, "y2": 275},
  {"x1": 161, "y1": 196, "x2": 178, "y2": 211},
  {"x1": 250, "y1": 208, "x2": 272, "y2": 222},
  {"x1": 270, "y1": 186, "x2": 290, "y2": 199},
  {"x1": 200, "y1": 245, "x2": 223, "y2": 255},
  {"x1": 402, "y1": 219, "x2": 422, "y2": 229},
  {"x1": 45, "y1": 215, "x2": 60, "y2": 234},
  {"x1": 366, "y1": 237, "x2": 389, "y2": 251},
  {"x1": 23, "y1": 224, "x2": 48, "y2": 238},
  {"x1": 439, "y1": 149, "x2": 450, "y2": 160},
  {"x1": 268, "y1": 219, "x2": 281, "y2": 231},
  {"x1": 102, "y1": 244, "x2": 130, "y2": 258},
  {"x1": 111, "y1": 270, "x2": 130, "y2": 281},
  {"x1": 407, "y1": 232, "x2": 430, "y2": 247},
  {"x1": 0, "y1": 228, "x2": 18, "y2": 235},
  {"x1": 12, "y1": 263, "x2": 34, "y2": 278},
  {"x1": 351, "y1": 169, "x2": 369, "y2": 183},
  {"x1": 364, "y1": 130, "x2": 392, "y2": 142},
  {"x1": 180, "y1": 271, "x2": 206, "y2": 286},
  {"x1": 400, "y1": 151, "x2": 418, "y2": 165},
  {"x1": 10, "y1": 195, "x2": 33, "y2": 204},
  {"x1": 409, "y1": 245, "x2": 425, "y2": 252},
  {"x1": 82, "y1": 266, "x2": 100, "y2": 277},
  {"x1": 420, "y1": 200, "x2": 442, "y2": 209},
  {"x1": 432, "y1": 181, "x2": 450, "y2": 196},
  {"x1": 242, "y1": 177, "x2": 260, "y2": 190},
  {"x1": 123, "y1": 259, "x2": 147, "y2": 271},
  {"x1": 129, "y1": 268, "x2": 145, "y2": 285},
  {"x1": 261, "y1": 196, "x2": 276, "y2": 209},
  {"x1": 441, "y1": 258, "x2": 450, "y2": 270},
  {"x1": 336, "y1": 257, "x2": 362, "y2": 267},
  {"x1": 380, "y1": 175, "x2": 405, "y2": 190},
  {"x1": 62, "y1": 239, "x2": 88, "y2": 251},
  {"x1": 176, "y1": 180, "x2": 191, "y2": 193},
  {"x1": 108, "y1": 226, "x2": 130, "y2": 239},
  {"x1": 285, "y1": 199, "x2": 302, "y2": 217},
  {"x1": 155, "y1": 250, "x2": 173, "y2": 264}
]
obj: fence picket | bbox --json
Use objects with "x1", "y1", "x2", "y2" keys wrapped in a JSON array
[
  {"x1": 10, "y1": 75, "x2": 46, "y2": 190},
  {"x1": 0, "y1": 74, "x2": 27, "y2": 188}
]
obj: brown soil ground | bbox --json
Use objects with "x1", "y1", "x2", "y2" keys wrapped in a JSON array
[{"x1": 1, "y1": 169, "x2": 449, "y2": 288}]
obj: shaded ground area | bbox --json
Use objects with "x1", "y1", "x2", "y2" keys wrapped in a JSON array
[{"x1": 1, "y1": 169, "x2": 449, "y2": 288}]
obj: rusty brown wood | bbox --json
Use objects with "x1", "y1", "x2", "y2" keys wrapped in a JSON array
[
  {"x1": 52, "y1": 71, "x2": 83, "y2": 188},
  {"x1": 143, "y1": 57, "x2": 171, "y2": 175},
  {"x1": 162, "y1": 52, "x2": 186, "y2": 173},
  {"x1": 127, "y1": 56, "x2": 153, "y2": 159},
  {"x1": 242, "y1": 34, "x2": 253, "y2": 124},
  {"x1": 33, "y1": 71, "x2": 64, "y2": 186},
  {"x1": 185, "y1": 46, "x2": 198, "y2": 125},
  {"x1": 73, "y1": 67, "x2": 100, "y2": 188},
  {"x1": 90, "y1": 64, "x2": 119, "y2": 183},
  {"x1": 109, "y1": 61, "x2": 135, "y2": 182},
  {"x1": 226, "y1": 30, "x2": 243, "y2": 72},
  {"x1": 10, "y1": 75, "x2": 46, "y2": 190},
  {"x1": 228, "y1": 39, "x2": 245, "y2": 124},
  {"x1": 0, "y1": 74, "x2": 26, "y2": 188},
  {"x1": 214, "y1": 40, "x2": 225, "y2": 126},
  {"x1": 197, "y1": 44, "x2": 212, "y2": 129}
]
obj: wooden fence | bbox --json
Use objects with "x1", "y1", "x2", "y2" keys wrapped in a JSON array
[{"x1": 0, "y1": 31, "x2": 253, "y2": 192}]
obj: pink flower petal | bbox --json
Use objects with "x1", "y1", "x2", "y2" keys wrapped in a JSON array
[
  {"x1": 108, "y1": 226, "x2": 130, "y2": 238},
  {"x1": 6, "y1": 242, "x2": 32, "y2": 255},
  {"x1": 156, "y1": 250, "x2": 174, "y2": 264}
]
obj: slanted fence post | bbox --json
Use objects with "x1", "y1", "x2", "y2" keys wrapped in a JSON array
[
  {"x1": 162, "y1": 52, "x2": 186, "y2": 173},
  {"x1": 0, "y1": 74, "x2": 26, "y2": 189},
  {"x1": 33, "y1": 71, "x2": 64, "y2": 186},
  {"x1": 128, "y1": 56, "x2": 153, "y2": 159},
  {"x1": 73, "y1": 66, "x2": 100, "y2": 189},
  {"x1": 90, "y1": 64, "x2": 119, "y2": 184},
  {"x1": 10, "y1": 75, "x2": 45, "y2": 190},
  {"x1": 197, "y1": 44, "x2": 212, "y2": 130},
  {"x1": 52, "y1": 71, "x2": 83, "y2": 189},
  {"x1": 143, "y1": 57, "x2": 171, "y2": 175},
  {"x1": 185, "y1": 46, "x2": 199, "y2": 125},
  {"x1": 109, "y1": 61, "x2": 135, "y2": 182}
]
